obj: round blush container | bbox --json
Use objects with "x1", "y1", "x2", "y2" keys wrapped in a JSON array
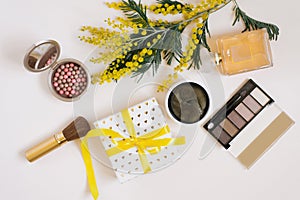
[{"x1": 24, "y1": 40, "x2": 90, "y2": 102}]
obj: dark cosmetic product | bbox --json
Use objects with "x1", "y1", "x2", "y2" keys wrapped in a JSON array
[
  {"x1": 203, "y1": 79, "x2": 294, "y2": 168},
  {"x1": 168, "y1": 82, "x2": 209, "y2": 124},
  {"x1": 24, "y1": 40, "x2": 90, "y2": 102}
]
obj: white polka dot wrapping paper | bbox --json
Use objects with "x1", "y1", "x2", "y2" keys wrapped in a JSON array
[
  {"x1": 80, "y1": 97, "x2": 188, "y2": 199},
  {"x1": 93, "y1": 98, "x2": 185, "y2": 181}
]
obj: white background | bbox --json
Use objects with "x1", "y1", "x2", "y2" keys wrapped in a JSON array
[{"x1": 0, "y1": 0, "x2": 299, "y2": 200}]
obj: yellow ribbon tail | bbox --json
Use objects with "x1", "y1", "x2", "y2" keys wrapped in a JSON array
[
  {"x1": 138, "y1": 148, "x2": 152, "y2": 173},
  {"x1": 81, "y1": 139, "x2": 99, "y2": 200},
  {"x1": 171, "y1": 136, "x2": 186, "y2": 145}
]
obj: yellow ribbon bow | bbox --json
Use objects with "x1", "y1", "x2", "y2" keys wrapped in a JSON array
[{"x1": 80, "y1": 109, "x2": 186, "y2": 200}]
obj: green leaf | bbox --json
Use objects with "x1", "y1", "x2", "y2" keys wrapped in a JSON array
[
  {"x1": 189, "y1": 44, "x2": 202, "y2": 70},
  {"x1": 161, "y1": 29, "x2": 182, "y2": 65},
  {"x1": 232, "y1": 5, "x2": 279, "y2": 41},
  {"x1": 189, "y1": 19, "x2": 210, "y2": 70},
  {"x1": 132, "y1": 49, "x2": 163, "y2": 79},
  {"x1": 120, "y1": 0, "x2": 149, "y2": 27}
]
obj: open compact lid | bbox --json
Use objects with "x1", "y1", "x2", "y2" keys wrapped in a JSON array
[{"x1": 24, "y1": 40, "x2": 61, "y2": 72}]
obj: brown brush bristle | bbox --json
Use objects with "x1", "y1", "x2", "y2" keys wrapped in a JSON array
[{"x1": 62, "y1": 116, "x2": 91, "y2": 141}]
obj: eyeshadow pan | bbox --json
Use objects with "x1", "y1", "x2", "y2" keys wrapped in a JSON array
[
  {"x1": 243, "y1": 95, "x2": 262, "y2": 114},
  {"x1": 235, "y1": 103, "x2": 254, "y2": 121},
  {"x1": 221, "y1": 118, "x2": 239, "y2": 137},
  {"x1": 250, "y1": 88, "x2": 270, "y2": 106},
  {"x1": 228, "y1": 110, "x2": 246, "y2": 129},
  {"x1": 212, "y1": 126, "x2": 232, "y2": 145}
]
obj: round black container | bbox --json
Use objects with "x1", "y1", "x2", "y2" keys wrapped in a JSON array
[{"x1": 167, "y1": 81, "x2": 210, "y2": 124}]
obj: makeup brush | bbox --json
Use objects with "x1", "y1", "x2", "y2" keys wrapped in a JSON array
[{"x1": 26, "y1": 116, "x2": 91, "y2": 162}]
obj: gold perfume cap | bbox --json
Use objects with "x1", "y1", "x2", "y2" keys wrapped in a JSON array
[{"x1": 214, "y1": 53, "x2": 222, "y2": 65}]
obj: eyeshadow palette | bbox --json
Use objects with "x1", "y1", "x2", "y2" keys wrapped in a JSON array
[{"x1": 204, "y1": 79, "x2": 294, "y2": 168}]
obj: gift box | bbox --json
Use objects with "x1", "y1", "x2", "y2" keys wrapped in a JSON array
[{"x1": 81, "y1": 98, "x2": 186, "y2": 199}]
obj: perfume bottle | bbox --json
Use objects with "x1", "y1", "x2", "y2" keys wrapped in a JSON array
[{"x1": 214, "y1": 29, "x2": 273, "y2": 75}]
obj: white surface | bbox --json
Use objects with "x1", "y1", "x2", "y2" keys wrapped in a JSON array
[
  {"x1": 0, "y1": 0, "x2": 299, "y2": 200},
  {"x1": 229, "y1": 104, "x2": 282, "y2": 157}
]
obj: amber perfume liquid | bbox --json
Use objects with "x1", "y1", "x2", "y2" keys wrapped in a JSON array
[{"x1": 215, "y1": 29, "x2": 273, "y2": 75}]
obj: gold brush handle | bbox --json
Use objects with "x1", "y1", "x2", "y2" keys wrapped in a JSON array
[{"x1": 25, "y1": 133, "x2": 66, "y2": 162}]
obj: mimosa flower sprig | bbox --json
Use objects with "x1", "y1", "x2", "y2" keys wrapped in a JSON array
[{"x1": 79, "y1": 0, "x2": 279, "y2": 89}]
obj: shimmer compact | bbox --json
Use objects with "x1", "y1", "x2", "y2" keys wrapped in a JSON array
[
  {"x1": 24, "y1": 40, "x2": 90, "y2": 102},
  {"x1": 166, "y1": 81, "x2": 210, "y2": 124},
  {"x1": 204, "y1": 79, "x2": 294, "y2": 168}
]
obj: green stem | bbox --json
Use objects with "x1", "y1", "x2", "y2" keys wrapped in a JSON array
[{"x1": 232, "y1": 0, "x2": 238, "y2": 6}]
